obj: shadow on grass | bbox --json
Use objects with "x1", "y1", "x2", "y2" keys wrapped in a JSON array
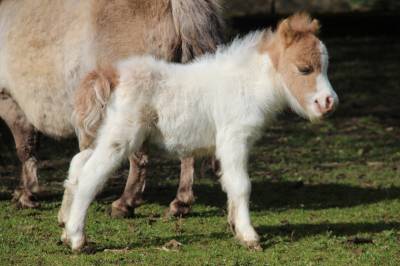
[
  {"x1": 63, "y1": 221, "x2": 400, "y2": 254},
  {"x1": 1, "y1": 179, "x2": 399, "y2": 212},
  {"x1": 258, "y1": 221, "x2": 400, "y2": 248},
  {"x1": 141, "y1": 180, "x2": 400, "y2": 211}
]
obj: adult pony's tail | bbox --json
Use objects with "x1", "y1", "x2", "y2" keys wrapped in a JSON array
[
  {"x1": 171, "y1": 0, "x2": 224, "y2": 62},
  {"x1": 73, "y1": 67, "x2": 119, "y2": 150}
]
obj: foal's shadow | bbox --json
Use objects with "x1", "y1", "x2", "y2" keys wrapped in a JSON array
[
  {"x1": 75, "y1": 221, "x2": 400, "y2": 254},
  {"x1": 1, "y1": 158, "x2": 400, "y2": 213},
  {"x1": 130, "y1": 179, "x2": 400, "y2": 212},
  {"x1": 257, "y1": 221, "x2": 400, "y2": 248}
]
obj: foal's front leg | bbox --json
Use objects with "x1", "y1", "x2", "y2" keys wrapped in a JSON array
[{"x1": 217, "y1": 136, "x2": 261, "y2": 250}]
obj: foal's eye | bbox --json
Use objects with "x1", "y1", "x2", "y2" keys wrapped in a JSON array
[{"x1": 297, "y1": 65, "x2": 314, "y2": 75}]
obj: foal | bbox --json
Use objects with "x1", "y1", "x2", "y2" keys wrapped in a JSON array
[{"x1": 61, "y1": 13, "x2": 338, "y2": 251}]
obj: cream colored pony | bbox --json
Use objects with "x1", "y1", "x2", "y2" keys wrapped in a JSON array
[
  {"x1": 0, "y1": 0, "x2": 223, "y2": 216},
  {"x1": 60, "y1": 13, "x2": 338, "y2": 251}
]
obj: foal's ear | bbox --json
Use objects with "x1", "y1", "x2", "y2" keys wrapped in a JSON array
[
  {"x1": 309, "y1": 19, "x2": 321, "y2": 34},
  {"x1": 277, "y1": 13, "x2": 321, "y2": 47},
  {"x1": 277, "y1": 18, "x2": 297, "y2": 48}
]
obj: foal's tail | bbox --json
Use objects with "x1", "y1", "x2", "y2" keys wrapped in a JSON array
[
  {"x1": 73, "y1": 66, "x2": 119, "y2": 150},
  {"x1": 171, "y1": 0, "x2": 224, "y2": 62}
]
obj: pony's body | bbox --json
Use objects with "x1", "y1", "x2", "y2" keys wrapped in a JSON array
[
  {"x1": 111, "y1": 35, "x2": 282, "y2": 158},
  {"x1": 0, "y1": 0, "x2": 223, "y2": 211},
  {"x1": 0, "y1": 0, "x2": 220, "y2": 136},
  {"x1": 60, "y1": 14, "x2": 338, "y2": 251}
]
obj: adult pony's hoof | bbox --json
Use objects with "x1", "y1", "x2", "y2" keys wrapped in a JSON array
[
  {"x1": 166, "y1": 199, "x2": 191, "y2": 217},
  {"x1": 12, "y1": 188, "x2": 40, "y2": 208},
  {"x1": 110, "y1": 199, "x2": 135, "y2": 218}
]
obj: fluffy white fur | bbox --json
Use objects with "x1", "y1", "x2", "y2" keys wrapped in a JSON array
[{"x1": 62, "y1": 30, "x2": 338, "y2": 251}]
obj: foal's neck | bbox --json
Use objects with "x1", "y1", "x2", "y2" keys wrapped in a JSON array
[{"x1": 207, "y1": 34, "x2": 286, "y2": 113}]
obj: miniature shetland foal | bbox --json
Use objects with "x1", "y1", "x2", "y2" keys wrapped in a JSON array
[{"x1": 60, "y1": 14, "x2": 338, "y2": 251}]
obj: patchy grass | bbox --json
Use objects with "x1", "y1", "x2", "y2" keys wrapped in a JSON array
[{"x1": 1, "y1": 32, "x2": 400, "y2": 265}]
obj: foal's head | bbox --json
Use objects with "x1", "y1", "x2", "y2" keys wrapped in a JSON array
[{"x1": 261, "y1": 13, "x2": 338, "y2": 121}]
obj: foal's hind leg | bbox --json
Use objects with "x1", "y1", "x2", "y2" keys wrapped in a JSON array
[
  {"x1": 110, "y1": 151, "x2": 148, "y2": 218},
  {"x1": 65, "y1": 124, "x2": 147, "y2": 251},
  {"x1": 0, "y1": 89, "x2": 40, "y2": 208},
  {"x1": 58, "y1": 149, "x2": 93, "y2": 228}
]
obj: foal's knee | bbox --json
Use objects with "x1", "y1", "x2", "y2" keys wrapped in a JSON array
[
  {"x1": 221, "y1": 173, "x2": 251, "y2": 199},
  {"x1": 67, "y1": 149, "x2": 93, "y2": 183},
  {"x1": 63, "y1": 149, "x2": 93, "y2": 200}
]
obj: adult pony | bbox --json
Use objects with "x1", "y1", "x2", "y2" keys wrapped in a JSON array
[{"x1": 0, "y1": 0, "x2": 223, "y2": 215}]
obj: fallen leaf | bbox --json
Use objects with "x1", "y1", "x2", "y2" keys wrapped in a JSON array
[
  {"x1": 104, "y1": 247, "x2": 129, "y2": 253},
  {"x1": 351, "y1": 248, "x2": 363, "y2": 255},
  {"x1": 280, "y1": 220, "x2": 289, "y2": 225},
  {"x1": 162, "y1": 239, "x2": 183, "y2": 251},
  {"x1": 347, "y1": 236, "x2": 373, "y2": 245},
  {"x1": 367, "y1": 161, "x2": 384, "y2": 168}
]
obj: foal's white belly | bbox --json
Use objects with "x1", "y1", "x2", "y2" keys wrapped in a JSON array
[{"x1": 151, "y1": 109, "x2": 216, "y2": 158}]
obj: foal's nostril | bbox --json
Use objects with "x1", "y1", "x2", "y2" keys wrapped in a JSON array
[
  {"x1": 315, "y1": 96, "x2": 335, "y2": 114},
  {"x1": 326, "y1": 96, "x2": 334, "y2": 111}
]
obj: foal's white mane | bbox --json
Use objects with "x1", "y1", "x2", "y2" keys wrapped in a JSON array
[{"x1": 194, "y1": 29, "x2": 272, "y2": 65}]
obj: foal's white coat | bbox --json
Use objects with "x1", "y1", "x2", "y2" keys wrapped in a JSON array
[{"x1": 62, "y1": 18, "x2": 338, "y2": 250}]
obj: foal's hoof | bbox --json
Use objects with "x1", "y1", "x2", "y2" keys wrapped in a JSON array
[
  {"x1": 233, "y1": 227, "x2": 262, "y2": 251},
  {"x1": 245, "y1": 240, "x2": 263, "y2": 251},
  {"x1": 57, "y1": 208, "x2": 68, "y2": 228},
  {"x1": 166, "y1": 199, "x2": 191, "y2": 217},
  {"x1": 70, "y1": 234, "x2": 87, "y2": 253},
  {"x1": 110, "y1": 200, "x2": 135, "y2": 218},
  {"x1": 57, "y1": 215, "x2": 66, "y2": 228},
  {"x1": 60, "y1": 229, "x2": 69, "y2": 245}
]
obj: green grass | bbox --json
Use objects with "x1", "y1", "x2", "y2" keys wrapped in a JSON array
[{"x1": 1, "y1": 34, "x2": 400, "y2": 265}]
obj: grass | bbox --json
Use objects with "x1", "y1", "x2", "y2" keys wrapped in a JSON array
[{"x1": 1, "y1": 30, "x2": 400, "y2": 265}]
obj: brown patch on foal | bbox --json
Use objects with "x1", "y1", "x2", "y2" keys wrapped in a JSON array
[
  {"x1": 259, "y1": 13, "x2": 322, "y2": 110},
  {"x1": 74, "y1": 66, "x2": 120, "y2": 150}
]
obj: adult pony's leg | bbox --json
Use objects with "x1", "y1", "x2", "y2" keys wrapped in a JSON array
[
  {"x1": 110, "y1": 152, "x2": 147, "y2": 218},
  {"x1": 111, "y1": 154, "x2": 195, "y2": 218},
  {"x1": 0, "y1": 89, "x2": 40, "y2": 208},
  {"x1": 167, "y1": 157, "x2": 195, "y2": 216}
]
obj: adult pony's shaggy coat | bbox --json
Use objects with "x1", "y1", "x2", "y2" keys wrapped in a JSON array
[{"x1": 0, "y1": 0, "x2": 223, "y2": 214}]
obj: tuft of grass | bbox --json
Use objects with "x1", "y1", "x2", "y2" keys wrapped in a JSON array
[{"x1": 1, "y1": 33, "x2": 400, "y2": 265}]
